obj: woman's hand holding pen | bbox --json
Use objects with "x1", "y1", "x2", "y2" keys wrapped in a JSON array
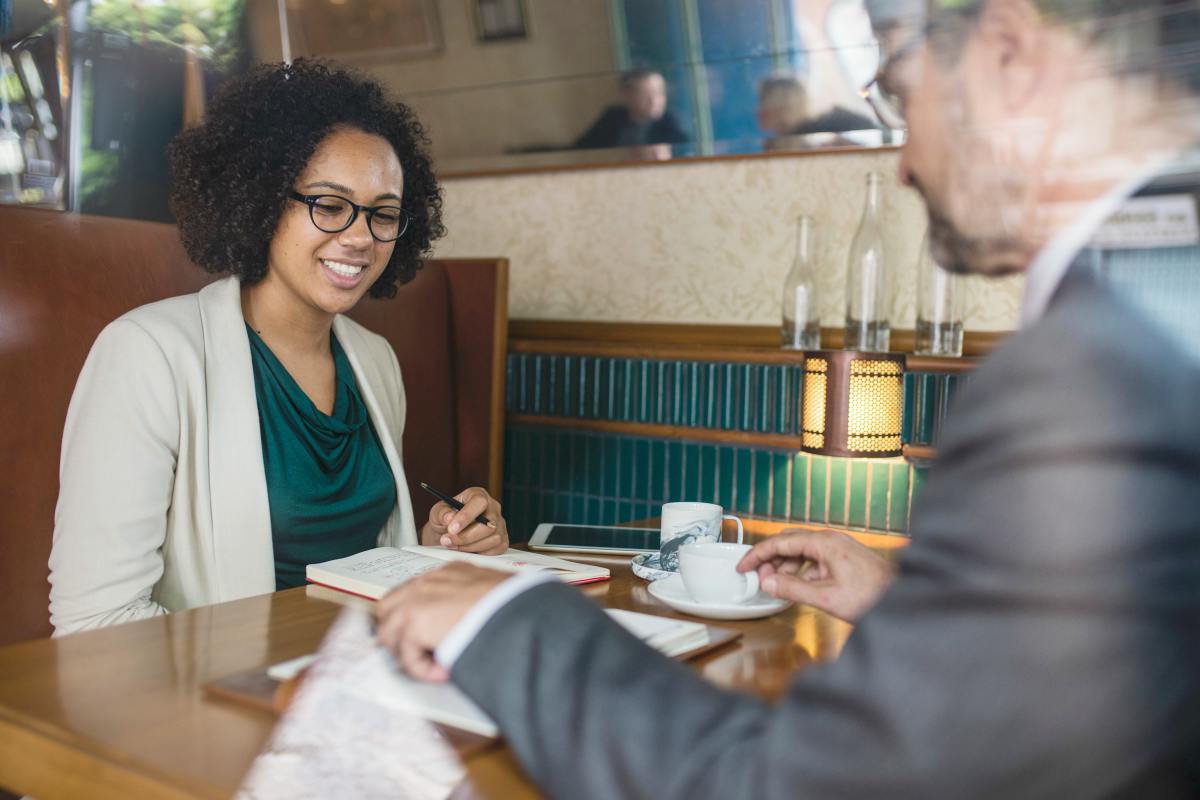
[{"x1": 420, "y1": 486, "x2": 509, "y2": 555}]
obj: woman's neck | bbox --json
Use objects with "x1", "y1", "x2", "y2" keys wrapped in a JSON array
[{"x1": 240, "y1": 279, "x2": 334, "y2": 358}]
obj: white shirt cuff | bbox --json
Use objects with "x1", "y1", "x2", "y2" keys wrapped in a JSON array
[{"x1": 434, "y1": 569, "x2": 557, "y2": 669}]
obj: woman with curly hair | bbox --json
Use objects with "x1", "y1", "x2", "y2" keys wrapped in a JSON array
[{"x1": 48, "y1": 60, "x2": 509, "y2": 635}]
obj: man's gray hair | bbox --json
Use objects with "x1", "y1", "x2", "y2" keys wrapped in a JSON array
[{"x1": 869, "y1": 0, "x2": 1200, "y2": 93}]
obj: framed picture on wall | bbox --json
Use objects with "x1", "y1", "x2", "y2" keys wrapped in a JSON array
[
  {"x1": 472, "y1": 0, "x2": 528, "y2": 42},
  {"x1": 286, "y1": 0, "x2": 442, "y2": 62}
]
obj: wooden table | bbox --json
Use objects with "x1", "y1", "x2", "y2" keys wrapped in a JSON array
[{"x1": 0, "y1": 528, "x2": 905, "y2": 799}]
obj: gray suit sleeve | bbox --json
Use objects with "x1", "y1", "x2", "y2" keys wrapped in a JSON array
[{"x1": 453, "y1": 280, "x2": 1200, "y2": 800}]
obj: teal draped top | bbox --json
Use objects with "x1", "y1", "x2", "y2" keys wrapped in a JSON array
[{"x1": 246, "y1": 325, "x2": 397, "y2": 589}]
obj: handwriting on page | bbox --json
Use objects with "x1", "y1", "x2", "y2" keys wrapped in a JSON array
[{"x1": 343, "y1": 552, "x2": 443, "y2": 583}]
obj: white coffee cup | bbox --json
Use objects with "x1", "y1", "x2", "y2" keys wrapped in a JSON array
[
  {"x1": 660, "y1": 502, "x2": 744, "y2": 548},
  {"x1": 656, "y1": 502, "x2": 745, "y2": 573},
  {"x1": 678, "y1": 541, "x2": 760, "y2": 605}
]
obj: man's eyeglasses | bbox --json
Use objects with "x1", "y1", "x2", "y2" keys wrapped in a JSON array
[
  {"x1": 288, "y1": 191, "x2": 410, "y2": 243},
  {"x1": 860, "y1": 21, "x2": 935, "y2": 131}
]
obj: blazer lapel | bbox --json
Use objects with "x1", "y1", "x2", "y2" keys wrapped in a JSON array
[
  {"x1": 198, "y1": 277, "x2": 276, "y2": 598},
  {"x1": 333, "y1": 315, "x2": 418, "y2": 546}
]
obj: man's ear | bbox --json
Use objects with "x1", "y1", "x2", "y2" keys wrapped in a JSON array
[{"x1": 974, "y1": 0, "x2": 1046, "y2": 112}]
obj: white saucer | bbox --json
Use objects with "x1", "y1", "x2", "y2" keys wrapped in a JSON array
[{"x1": 646, "y1": 574, "x2": 792, "y2": 621}]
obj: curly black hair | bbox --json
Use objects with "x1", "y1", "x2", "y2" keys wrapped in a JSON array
[{"x1": 168, "y1": 59, "x2": 444, "y2": 298}]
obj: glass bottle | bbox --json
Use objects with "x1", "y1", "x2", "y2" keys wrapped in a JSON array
[
  {"x1": 781, "y1": 214, "x2": 821, "y2": 350},
  {"x1": 914, "y1": 232, "x2": 964, "y2": 356},
  {"x1": 843, "y1": 171, "x2": 890, "y2": 351}
]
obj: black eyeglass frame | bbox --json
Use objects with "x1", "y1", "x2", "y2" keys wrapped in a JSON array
[
  {"x1": 288, "y1": 190, "x2": 410, "y2": 242},
  {"x1": 859, "y1": 19, "x2": 939, "y2": 131}
]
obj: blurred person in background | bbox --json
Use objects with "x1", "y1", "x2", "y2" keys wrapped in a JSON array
[
  {"x1": 757, "y1": 70, "x2": 879, "y2": 147},
  {"x1": 575, "y1": 68, "x2": 689, "y2": 150},
  {"x1": 756, "y1": 72, "x2": 811, "y2": 142}
]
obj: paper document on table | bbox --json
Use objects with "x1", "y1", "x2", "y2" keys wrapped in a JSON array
[
  {"x1": 606, "y1": 609, "x2": 711, "y2": 658},
  {"x1": 236, "y1": 608, "x2": 470, "y2": 800}
]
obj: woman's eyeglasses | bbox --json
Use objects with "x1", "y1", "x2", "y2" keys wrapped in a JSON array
[{"x1": 289, "y1": 191, "x2": 410, "y2": 242}]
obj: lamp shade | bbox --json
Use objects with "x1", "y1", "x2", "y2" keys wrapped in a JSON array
[{"x1": 801, "y1": 350, "x2": 905, "y2": 458}]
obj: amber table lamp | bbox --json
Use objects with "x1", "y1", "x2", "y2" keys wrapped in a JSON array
[{"x1": 801, "y1": 350, "x2": 905, "y2": 458}]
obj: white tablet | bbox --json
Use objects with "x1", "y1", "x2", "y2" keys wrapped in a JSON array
[{"x1": 528, "y1": 523, "x2": 660, "y2": 556}]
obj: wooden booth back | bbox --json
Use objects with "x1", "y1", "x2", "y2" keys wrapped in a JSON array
[{"x1": 0, "y1": 205, "x2": 507, "y2": 645}]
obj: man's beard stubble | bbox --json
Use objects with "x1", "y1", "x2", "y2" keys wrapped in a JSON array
[
  {"x1": 909, "y1": 172, "x2": 1028, "y2": 278},
  {"x1": 908, "y1": 80, "x2": 1033, "y2": 279}
]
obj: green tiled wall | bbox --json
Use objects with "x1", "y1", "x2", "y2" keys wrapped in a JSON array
[
  {"x1": 502, "y1": 353, "x2": 957, "y2": 540},
  {"x1": 508, "y1": 353, "x2": 964, "y2": 446},
  {"x1": 508, "y1": 355, "x2": 804, "y2": 433},
  {"x1": 903, "y1": 371, "x2": 962, "y2": 447},
  {"x1": 503, "y1": 426, "x2": 918, "y2": 543}
]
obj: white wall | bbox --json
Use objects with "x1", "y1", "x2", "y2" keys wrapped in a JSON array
[{"x1": 435, "y1": 148, "x2": 1023, "y2": 331}]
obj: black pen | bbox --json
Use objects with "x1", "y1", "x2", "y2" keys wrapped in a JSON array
[{"x1": 418, "y1": 482, "x2": 497, "y2": 529}]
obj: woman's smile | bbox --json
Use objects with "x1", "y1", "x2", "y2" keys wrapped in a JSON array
[{"x1": 319, "y1": 256, "x2": 370, "y2": 289}]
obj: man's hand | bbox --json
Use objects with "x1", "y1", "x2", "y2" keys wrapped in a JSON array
[
  {"x1": 375, "y1": 563, "x2": 510, "y2": 682},
  {"x1": 421, "y1": 487, "x2": 509, "y2": 555},
  {"x1": 737, "y1": 529, "x2": 896, "y2": 622}
]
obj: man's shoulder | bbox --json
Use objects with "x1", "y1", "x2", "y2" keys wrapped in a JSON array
[
  {"x1": 651, "y1": 110, "x2": 689, "y2": 141},
  {"x1": 907, "y1": 270, "x2": 1200, "y2": 573},
  {"x1": 575, "y1": 106, "x2": 629, "y2": 148},
  {"x1": 1004, "y1": 271, "x2": 1190, "y2": 381},
  {"x1": 792, "y1": 106, "x2": 878, "y2": 134},
  {"x1": 591, "y1": 106, "x2": 628, "y2": 126},
  {"x1": 947, "y1": 272, "x2": 1200, "y2": 451}
]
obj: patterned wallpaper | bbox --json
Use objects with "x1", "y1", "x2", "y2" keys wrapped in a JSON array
[{"x1": 435, "y1": 149, "x2": 1023, "y2": 332}]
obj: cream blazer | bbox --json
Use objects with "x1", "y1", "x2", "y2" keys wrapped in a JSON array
[{"x1": 48, "y1": 276, "x2": 418, "y2": 635}]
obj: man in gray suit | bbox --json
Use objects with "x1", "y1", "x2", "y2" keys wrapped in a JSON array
[{"x1": 378, "y1": 0, "x2": 1200, "y2": 796}]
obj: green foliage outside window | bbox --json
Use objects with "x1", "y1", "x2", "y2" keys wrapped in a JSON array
[{"x1": 87, "y1": 0, "x2": 245, "y2": 71}]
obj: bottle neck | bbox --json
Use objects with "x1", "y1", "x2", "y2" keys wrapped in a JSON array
[
  {"x1": 863, "y1": 173, "x2": 881, "y2": 217},
  {"x1": 793, "y1": 215, "x2": 812, "y2": 265}
]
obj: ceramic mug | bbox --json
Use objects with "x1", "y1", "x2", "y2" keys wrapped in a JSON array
[
  {"x1": 657, "y1": 502, "x2": 744, "y2": 572},
  {"x1": 678, "y1": 541, "x2": 760, "y2": 605}
]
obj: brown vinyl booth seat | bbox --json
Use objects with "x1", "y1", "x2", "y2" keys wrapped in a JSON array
[{"x1": 0, "y1": 205, "x2": 508, "y2": 646}]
